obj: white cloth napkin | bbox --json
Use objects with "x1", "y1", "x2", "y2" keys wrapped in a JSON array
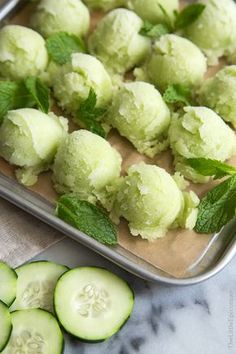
[{"x1": 0, "y1": 198, "x2": 63, "y2": 267}]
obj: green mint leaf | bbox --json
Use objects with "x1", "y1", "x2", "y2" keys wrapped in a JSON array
[
  {"x1": 140, "y1": 21, "x2": 170, "y2": 39},
  {"x1": 175, "y1": 4, "x2": 205, "y2": 30},
  {"x1": 80, "y1": 87, "x2": 96, "y2": 112},
  {"x1": 46, "y1": 32, "x2": 86, "y2": 65},
  {"x1": 79, "y1": 111, "x2": 107, "y2": 138},
  {"x1": 0, "y1": 81, "x2": 21, "y2": 122},
  {"x1": 56, "y1": 195, "x2": 118, "y2": 246},
  {"x1": 139, "y1": 20, "x2": 154, "y2": 36},
  {"x1": 0, "y1": 78, "x2": 50, "y2": 123},
  {"x1": 76, "y1": 89, "x2": 107, "y2": 138},
  {"x1": 83, "y1": 117, "x2": 107, "y2": 138},
  {"x1": 139, "y1": 21, "x2": 154, "y2": 36},
  {"x1": 195, "y1": 175, "x2": 236, "y2": 234},
  {"x1": 187, "y1": 158, "x2": 236, "y2": 180},
  {"x1": 24, "y1": 77, "x2": 50, "y2": 113},
  {"x1": 0, "y1": 81, "x2": 34, "y2": 124},
  {"x1": 13, "y1": 82, "x2": 36, "y2": 108},
  {"x1": 163, "y1": 84, "x2": 192, "y2": 106}
]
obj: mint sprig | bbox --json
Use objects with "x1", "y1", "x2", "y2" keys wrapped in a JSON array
[
  {"x1": 56, "y1": 195, "x2": 117, "y2": 246},
  {"x1": 24, "y1": 77, "x2": 50, "y2": 113},
  {"x1": 76, "y1": 89, "x2": 107, "y2": 138},
  {"x1": 186, "y1": 158, "x2": 236, "y2": 233},
  {"x1": 175, "y1": 4, "x2": 206, "y2": 30},
  {"x1": 0, "y1": 81, "x2": 32, "y2": 123},
  {"x1": 163, "y1": 84, "x2": 192, "y2": 107},
  {"x1": 139, "y1": 3, "x2": 205, "y2": 40},
  {"x1": 46, "y1": 32, "x2": 86, "y2": 65},
  {"x1": 195, "y1": 175, "x2": 236, "y2": 234},
  {"x1": 187, "y1": 158, "x2": 236, "y2": 180},
  {"x1": 139, "y1": 21, "x2": 170, "y2": 39},
  {"x1": 0, "y1": 78, "x2": 50, "y2": 123}
]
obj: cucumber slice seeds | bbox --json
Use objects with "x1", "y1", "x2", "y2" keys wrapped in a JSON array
[
  {"x1": 1, "y1": 261, "x2": 135, "y2": 351},
  {"x1": 10, "y1": 261, "x2": 68, "y2": 312},
  {"x1": 0, "y1": 301, "x2": 12, "y2": 352},
  {"x1": 0, "y1": 262, "x2": 17, "y2": 307},
  {"x1": 1, "y1": 309, "x2": 64, "y2": 354},
  {"x1": 54, "y1": 267, "x2": 134, "y2": 342}
]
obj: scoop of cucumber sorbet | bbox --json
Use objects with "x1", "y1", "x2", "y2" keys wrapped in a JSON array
[
  {"x1": 52, "y1": 130, "x2": 122, "y2": 205},
  {"x1": 105, "y1": 81, "x2": 170, "y2": 157},
  {"x1": 48, "y1": 53, "x2": 113, "y2": 116},
  {"x1": 0, "y1": 108, "x2": 68, "y2": 186},
  {"x1": 184, "y1": 0, "x2": 236, "y2": 65},
  {"x1": 31, "y1": 0, "x2": 90, "y2": 38},
  {"x1": 0, "y1": 25, "x2": 48, "y2": 80},
  {"x1": 169, "y1": 107, "x2": 236, "y2": 183},
  {"x1": 111, "y1": 163, "x2": 199, "y2": 241},
  {"x1": 136, "y1": 34, "x2": 207, "y2": 92},
  {"x1": 198, "y1": 66, "x2": 236, "y2": 129},
  {"x1": 88, "y1": 8, "x2": 150, "y2": 75}
]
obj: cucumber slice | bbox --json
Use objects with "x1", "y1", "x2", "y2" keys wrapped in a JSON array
[
  {"x1": 0, "y1": 262, "x2": 17, "y2": 306},
  {"x1": 0, "y1": 301, "x2": 12, "y2": 352},
  {"x1": 54, "y1": 267, "x2": 134, "y2": 342},
  {"x1": 10, "y1": 261, "x2": 68, "y2": 312},
  {"x1": 1, "y1": 309, "x2": 64, "y2": 354}
]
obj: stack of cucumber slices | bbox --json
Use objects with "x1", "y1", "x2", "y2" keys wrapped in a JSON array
[{"x1": 0, "y1": 261, "x2": 134, "y2": 353}]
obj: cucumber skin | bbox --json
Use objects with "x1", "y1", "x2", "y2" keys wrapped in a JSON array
[
  {"x1": 53, "y1": 267, "x2": 135, "y2": 343},
  {"x1": 60, "y1": 313, "x2": 133, "y2": 344},
  {"x1": 0, "y1": 300, "x2": 13, "y2": 352},
  {"x1": 10, "y1": 309, "x2": 65, "y2": 354},
  {"x1": 15, "y1": 260, "x2": 70, "y2": 271}
]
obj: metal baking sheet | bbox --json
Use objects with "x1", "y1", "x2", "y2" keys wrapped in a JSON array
[{"x1": 1, "y1": 0, "x2": 236, "y2": 285}]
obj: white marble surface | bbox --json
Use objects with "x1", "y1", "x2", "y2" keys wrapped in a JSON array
[{"x1": 32, "y1": 238, "x2": 236, "y2": 354}]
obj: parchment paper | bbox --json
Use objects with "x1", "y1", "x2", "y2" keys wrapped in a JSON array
[{"x1": 0, "y1": 1, "x2": 234, "y2": 277}]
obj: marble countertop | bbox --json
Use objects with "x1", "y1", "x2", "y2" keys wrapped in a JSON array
[{"x1": 32, "y1": 238, "x2": 236, "y2": 354}]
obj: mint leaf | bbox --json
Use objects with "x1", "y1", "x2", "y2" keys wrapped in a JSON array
[
  {"x1": 13, "y1": 82, "x2": 35, "y2": 108},
  {"x1": 140, "y1": 4, "x2": 206, "y2": 39},
  {"x1": 24, "y1": 77, "x2": 50, "y2": 113},
  {"x1": 187, "y1": 158, "x2": 236, "y2": 180},
  {"x1": 140, "y1": 4, "x2": 205, "y2": 38},
  {"x1": 0, "y1": 81, "x2": 34, "y2": 123},
  {"x1": 76, "y1": 89, "x2": 107, "y2": 138},
  {"x1": 0, "y1": 81, "x2": 22, "y2": 122},
  {"x1": 82, "y1": 117, "x2": 106, "y2": 138},
  {"x1": 0, "y1": 78, "x2": 50, "y2": 123},
  {"x1": 56, "y1": 195, "x2": 117, "y2": 245},
  {"x1": 175, "y1": 4, "x2": 205, "y2": 30},
  {"x1": 46, "y1": 32, "x2": 86, "y2": 65},
  {"x1": 195, "y1": 175, "x2": 236, "y2": 234},
  {"x1": 140, "y1": 21, "x2": 170, "y2": 39},
  {"x1": 79, "y1": 87, "x2": 97, "y2": 112},
  {"x1": 163, "y1": 84, "x2": 192, "y2": 106}
]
